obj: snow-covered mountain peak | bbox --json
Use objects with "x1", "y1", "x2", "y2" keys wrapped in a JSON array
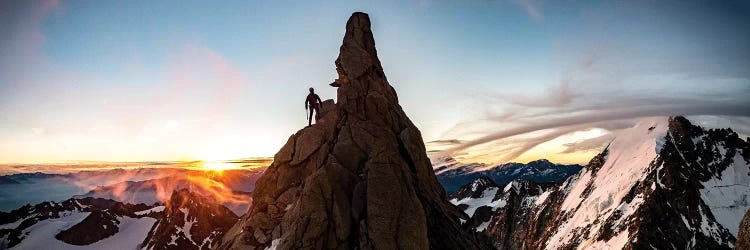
[
  {"x1": 557, "y1": 117, "x2": 669, "y2": 238},
  {"x1": 450, "y1": 116, "x2": 749, "y2": 249},
  {"x1": 140, "y1": 189, "x2": 238, "y2": 250},
  {"x1": 503, "y1": 180, "x2": 519, "y2": 193},
  {"x1": 470, "y1": 176, "x2": 495, "y2": 192},
  {"x1": 435, "y1": 159, "x2": 582, "y2": 193}
]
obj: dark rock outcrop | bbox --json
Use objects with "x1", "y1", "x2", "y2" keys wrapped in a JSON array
[
  {"x1": 55, "y1": 210, "x2": 120, "y2": 245},
  {"x1": 448, "y1": 178, "x2": 557, "y2": 246},
  {"x1": 738, "y1": 209, "x2": 750, "y2": 249},
  {"x1": 141, "y1": 189, "x2": 238, "y2": 250},
  {"x1": 213, "y1": 12, "x2": 490, "y2": 250}
]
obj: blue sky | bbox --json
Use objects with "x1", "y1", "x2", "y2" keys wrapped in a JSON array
[{"x1": 1, "y1": 0, "x2": 748, "y2": 164}]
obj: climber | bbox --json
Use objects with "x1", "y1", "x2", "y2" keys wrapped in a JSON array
[{"x1": 305, "y1": 87, "x2": 324, "y2": 126}]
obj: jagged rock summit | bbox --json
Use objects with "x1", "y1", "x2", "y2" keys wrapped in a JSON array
[
  {"x1": 213, "y1": 12, "x2": 488, "y2": 250},
  {"x1": 141, "y1": 189, "x2": 238, "y2": 250}
]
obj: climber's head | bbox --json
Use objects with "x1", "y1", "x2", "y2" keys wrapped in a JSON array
[{"x1": 309, "y1": 87, "x2": 314, "y2": 93}]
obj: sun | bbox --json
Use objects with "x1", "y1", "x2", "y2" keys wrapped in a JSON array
[{"x1": 201, "y1": 161, "x2": 236, "y2": 172}]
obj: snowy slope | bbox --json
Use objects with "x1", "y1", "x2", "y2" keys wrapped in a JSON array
[
  {"x1": 0, "y1": 198, "x2": 160, "y2": 250},
  {"x1": 8, "y1": 213, "x2": 156, "y2": 250},
  {"x1": 699, "y1": 149, "x2": 750, "y2": 237},
  {"x1": 452, "y1": 116, "x2": 750, "y2": 250},
  {"x1": 549, "y1": 117, "x2": 669, "y2": 249},
  {"x1": 449, "y1": 177, "x2": 504, "y2": 217}
]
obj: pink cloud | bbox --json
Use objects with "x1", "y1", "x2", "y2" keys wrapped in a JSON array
[{"x1": 0, "y1": 0, "x2": 60, "y2": 81}]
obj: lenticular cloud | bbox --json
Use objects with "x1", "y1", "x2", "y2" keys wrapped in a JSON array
[{"x1": 441, "y1": 52, "x2": 750, "y2": 163}]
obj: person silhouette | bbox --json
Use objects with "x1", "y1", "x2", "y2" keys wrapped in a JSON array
[{"x1": 305, "y1": 87, "x2": 323, "y2": 126}]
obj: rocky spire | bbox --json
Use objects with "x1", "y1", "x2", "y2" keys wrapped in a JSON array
[{"x1": 213, "y1": 12, "x2": 489, "y2": 250}]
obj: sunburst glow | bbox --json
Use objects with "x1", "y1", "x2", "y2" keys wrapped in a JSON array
[{"x1": 201, "y1": 161, "x2": 236, "y2": 172}]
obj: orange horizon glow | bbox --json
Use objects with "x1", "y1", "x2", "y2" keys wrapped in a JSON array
[
  {"x1": 429, "y1": 129, "x2": 610, "y2": 166},
  {"x1": 0, "y1": 157, "x2": 274, "y2": 175},
  {"x1": 198, "y1": 161, "x2": 241, "y2": 172}
]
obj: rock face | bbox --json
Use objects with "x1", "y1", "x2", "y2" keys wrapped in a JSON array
[
  {"x1": 738, "y1": 209, "x2": 750, "y2": 249},
  {"x1": 55, "y1": 210, "x2": 121, "y2": 245},
  {"x1": 141, "y1": 189, "x2": 239, "y2": 250},
  {"x1": 448, "y1": 177, "x2": 557, "y2": 239},
  {"x1": 453, "y1": 116, "x2": 750, "y2": 249},
  {"x1": 213, "y1": 12, "x2": 489, "y2": 250}
]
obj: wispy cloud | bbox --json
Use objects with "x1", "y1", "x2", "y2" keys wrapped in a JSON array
[
  {"x1": 511, "y1": 0, "x2": 542, "y2": 21},
  {"x1": 435, "y1": 1, "x2": 750, "y2": 163},
  {"x1": 441, "y1": 44, "x2": 750, "y2": 164},
  {"x1": 414, "y1": 0, "x2": 542, "y2": 21},
  {"x1": 0, "y1": 0, "x2": 59, "y2": 74}
]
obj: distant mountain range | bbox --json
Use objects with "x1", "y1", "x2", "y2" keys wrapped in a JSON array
[
  {"x1": 0, "y1": 168, "x2": 264, "y2": 213},
  {"x1": 0, "y1": 189, "x2": 237, "y2": 250},
  {"x1": 3, "y1": 117, "x2": 746, "y2": 249},
  {"x1": 433, "y1": 158, "x2": 583, "y2": 193},
  {"x1": 73, "y1": 172, "x2": 260, "y2": 215}
]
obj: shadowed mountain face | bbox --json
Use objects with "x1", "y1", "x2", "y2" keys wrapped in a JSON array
[
  {"x1": 213, "y1": 12, "x2": 490, "y2": 250},
  {"x1": 434, "y1": 159, "x2": 583, "y2": 193},
  {"x1": 141, "y1": 189, "x2": 238, "y2": 250}
]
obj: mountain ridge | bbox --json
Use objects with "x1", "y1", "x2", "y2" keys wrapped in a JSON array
[
  {"x1": 0, "y1": 197, "x2": 159, "y2": 249},
  {"x1": 448, "y1": 116, "x2": 750, "y2": 249},
  {"x1": 434, "y1": 158, "x2": 583, "y2": 193},
  {"x1": 140, "y1": 189, "x2": 238, "y2": 250}
]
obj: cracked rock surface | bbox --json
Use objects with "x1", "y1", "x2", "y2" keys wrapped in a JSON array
[{"x1": 739, "y1": 210, "x2": 750, "y2": 250}]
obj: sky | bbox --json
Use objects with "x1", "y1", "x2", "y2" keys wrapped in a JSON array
[{"x1": 1, "y1": 0, "x2": 749, "y2": 164}]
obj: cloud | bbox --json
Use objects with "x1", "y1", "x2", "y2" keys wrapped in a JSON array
[
  {"x1": 487, "y1": 125, "x2": 583, "y2": 165},
  {"x1": 559, "y1": 133, "x2": 615, "y2": 154},
  {"x1": 415, "y1": 0, "x2": 542, "y2": 22},
  {"x1": 427, "y1": 139, "x2": 462, "y2": 146},
  {"x1": 0, "y1": 0, "x2": 59, "y2": 87},
  {"x1": 442, "y1": 40, "x2": 750, "y2": 164},
  {"x1": 437, "y1": 1, "x2": 750, "y2": 163},
  {"x1": 511, "y1": 0, "x2": 542, "y2": 21}
]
